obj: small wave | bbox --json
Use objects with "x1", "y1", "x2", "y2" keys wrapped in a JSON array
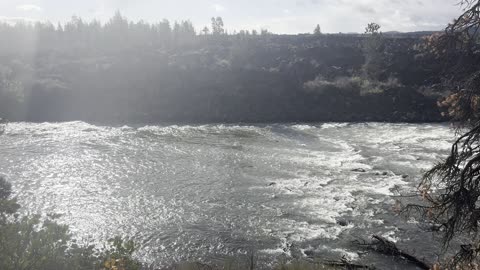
[
  {"x1": 291, "y1": 124, "x2": 316, "y2": 131},
  {"x1": 320, "y1": 123, "x2": 349, "y2": 129},
  {"x1": 0, "y1": 121, "x2": 455, "y2": 267},
  {"x1": 313, "y1": 246, "x2": 360, "y2": 261},
  {"x1": 137, "y1": 124, "x2": 274, "y2": 139}
]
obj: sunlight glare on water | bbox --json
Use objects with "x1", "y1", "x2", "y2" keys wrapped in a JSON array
[{"x1": 0, "y1": 122, "x2": 454, "y2": 268}]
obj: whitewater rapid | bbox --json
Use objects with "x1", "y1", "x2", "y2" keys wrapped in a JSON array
[{"x1": 0, "y1": 122, "x2": 453, "y2": 268}]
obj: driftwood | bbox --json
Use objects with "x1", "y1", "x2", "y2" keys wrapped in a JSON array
[
  {"x1": 323, "y1": 256, "x2": 375, "y2": 270},
  {"x1": 354, "y1": 235, "x2": 430, "y2": 270}
]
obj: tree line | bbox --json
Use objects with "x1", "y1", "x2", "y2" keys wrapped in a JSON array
[
  {"x1": 0, "y1": 12, "x2": 444, "y2": 124},
  {"x1": 0, "y1": 12, "x2": 287, "y2": 54}
]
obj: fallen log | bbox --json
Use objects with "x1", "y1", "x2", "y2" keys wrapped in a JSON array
[
  {"x1": 323, "y1": 256, "x2": 375, "y2": 269},
  {"x1": 354, "y1": 235, "x2": 430, "y2": 270}
]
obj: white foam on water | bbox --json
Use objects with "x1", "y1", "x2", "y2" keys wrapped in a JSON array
[
  {"x1": 381, "y1": 228, "x2": 400, "y2": 243},
  {"x1": 349, "y1": 123, "x2": 454, "y2": 150},
  {"x1": 5, "y1": 121, "x2": 103, "y2": 136},
  {"x1": 250, "y1": 129, "x2": 415, "y2": 249},
  {"x1": 138, "y1": 124, "x2": 274, "y2": 138},
  {"x1": 291, "y1": 124, "x2": 316, "y2": 131},
  {"x1": 259, "y1": 248, "x2": 285, "y2": 255},
  {"x1": 251, "y1": 123, "x2": 449, "y2": 250},
  {"x1": 259, "y1": 236, "x2": 292, "y2": 257},
  {"x1": 356, "y1": 175, "x2": 409, "y2": 196},
  {"x1": 277, "y1": 220, "x2": 352, "y2": 241},
  {"x1": 0, "y1": 121, "x2": 456, "y2": 266},
  {"x1": 277, "y1": 147, "x2": 369, "y2": 172},
  {"x1": 310, "y1": 245, "x2": 360, "y2": 261},
  {"x1": 320, "y1": 123, "x2": 349, "y2": 129},
  {"x1": 295, "y1": 194, "x2": 355, "y2": 224},
  {"x1": 330, "y1": 248, "x2": 360, "y2": 261}
]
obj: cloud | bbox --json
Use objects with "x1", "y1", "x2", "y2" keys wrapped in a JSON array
[
  {"x1": 354, "y1": 4, "x2": 376, "y2": 15},
  {"x1": 16, "y1": 4, "x2": 43, "y2": 12},
  {"x1": 287, "y1": 0, "x2": 461, "y2": 32},
  {"x1": 212, "y1": 4, "x2": 226, "y2": 12}
]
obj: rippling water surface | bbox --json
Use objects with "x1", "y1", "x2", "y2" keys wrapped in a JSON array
[{"x1": 0, "y1": 122, "x2": 454, "y2": 269}]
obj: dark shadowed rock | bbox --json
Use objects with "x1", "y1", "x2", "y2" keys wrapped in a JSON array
[
  {"x1": 336, "y1": 220, "x2": 349, "y2": 226},
  {"x1": 303, "y1": 249, "x2": 315, "y2": 257}
]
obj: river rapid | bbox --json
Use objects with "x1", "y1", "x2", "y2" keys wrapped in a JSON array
[{"x1": 0, "y1": 122, "x2": 454, "y2": 269}]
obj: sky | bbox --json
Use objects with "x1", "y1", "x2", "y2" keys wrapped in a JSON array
[{"x1": 0, "y1": 0, "x2": 466, "y2": 34}]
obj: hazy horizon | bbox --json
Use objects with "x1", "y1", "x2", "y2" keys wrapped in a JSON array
[{"x1": 0, "y1": 0, "x2": 465, "y2": 34}]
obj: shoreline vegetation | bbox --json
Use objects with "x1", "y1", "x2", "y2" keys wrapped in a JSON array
[
  {"x1": 0, "y1": 175, "x2": 365, "y2": 270},
  {"x1": 0, "y1": 174, "x2": 438, "y2": 270},
  {"x1": 0, "y1": 174, "x2": 406, "y2": 270}
]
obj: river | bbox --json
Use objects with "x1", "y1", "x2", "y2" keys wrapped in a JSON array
[{"x1": 0, "y1": 122, "x2": 454, "y2": 269}]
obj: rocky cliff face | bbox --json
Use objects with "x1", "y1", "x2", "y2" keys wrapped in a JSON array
[{"x1": 0, "y1": 34, "x2": 445, "y2": 123}]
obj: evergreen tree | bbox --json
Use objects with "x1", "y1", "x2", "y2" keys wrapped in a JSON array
[
  {"x1": 362, "y1": 22, "x2": 386, "y2": 80},
  {"x1": 202, "y1": 26, "x2": 210, "y2": 35},
  {"x1": 211, "y1": 17, "x2": 225, "y2": 35}
]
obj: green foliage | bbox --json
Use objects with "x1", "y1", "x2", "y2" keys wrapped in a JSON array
[
  {"x1": 1, "y1": 215, "x2": 82, "y2": 270},
  {"x1": 260, "y1": 29, "x2": 270, "y2": 36},
  {"x1": 364, "y1": 23, "x2": 380, "y2": 35},
  {"x1": 0, "y1": 65, "x2": 25, "y2": 121},
  {"x1": 102, "y1": 237, "x2": 142, "y2": 270},
  {"x1": 0, "y1": 177, "x2": 76, "y2": 270},
  {"x1": 303, "y1": 76, "x2": 400, "y2": 95},
  {"x1": 0, "y1": 177, "x2": 141, "y2": 270},
  {"x1": 0, "y1": 176, "x2": 20, "y2": 224},
  {"x1": 211, "y1": 17, "x2": 225, "y2": 35},
  {"x1": 201, "y1": 26, "x2": 210, "y2": 35},
  {"x1": 362, "y1": 23, "x2": 387, "y2": 81}
]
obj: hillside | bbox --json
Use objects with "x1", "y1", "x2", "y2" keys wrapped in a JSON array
[{"x1": 0, "y1": 17, "x2": 447, "y2": 124}]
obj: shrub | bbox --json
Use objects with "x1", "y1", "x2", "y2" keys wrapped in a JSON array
[
  {"x1": 303, "y1": 76, "x2": 400, "y2": 95},
  {"x1": 0, "y1": 176, "x2": 142, "y2": 270}
]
